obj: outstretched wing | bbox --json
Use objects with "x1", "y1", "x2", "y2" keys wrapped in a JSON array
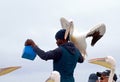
[
  {"x1": 60, "y1": 17, "x2": 70, "y2": 29},
  {"x1": 86, "y1": 23, "x2": 106, "y2": 46},
  {"x1": 0, "y1": 66, "x2": 21, "y2": 76},
  {"x1": 60, "y1": 17, "x2": 71, "y2": 40}
]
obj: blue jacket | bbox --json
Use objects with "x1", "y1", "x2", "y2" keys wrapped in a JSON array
[{"x1": 33, "y1": 42, "x2": 84, "y2": 82}]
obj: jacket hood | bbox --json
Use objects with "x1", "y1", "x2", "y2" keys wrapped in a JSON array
[{"x1": 60, "y1": 42, "x2": 77, "y2": 55}]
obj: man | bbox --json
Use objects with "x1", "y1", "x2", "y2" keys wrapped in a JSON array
[{"x1": 25, "y1": 29, "x2": 84, "y2": 82}]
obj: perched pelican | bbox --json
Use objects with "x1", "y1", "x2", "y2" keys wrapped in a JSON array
[
  {"x1": 88, "y1": 56, "x2": 116, "y2": 82},
  {"x1": 0, "y1": 66, "x2": 21, "y2": 76},
  {"x1": 45, "y1": 71, "x2": 60, "y2": 82},
  {"x1": 60, "y1": 17, "x2": 106, "y2": 59}
]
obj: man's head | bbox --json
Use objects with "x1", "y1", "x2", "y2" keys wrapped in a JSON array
[
  {"x1": 96, "y1": 70, "x2": 117, "y2": 82},
  {"x1": 88, "y1": 73, "x2": 98, "y2": 82},
  {"x1": 55, "y1": 29, "x2": 69, "y2": 46}
]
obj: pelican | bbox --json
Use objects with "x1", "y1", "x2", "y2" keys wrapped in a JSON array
[
  {"x1": 60, "y1": 17, "x2": 106, "y2": 59},
  {"x1": 45, "y1": 71, "x2": 60, "y2": 82},
  {"x1": 0, "y1": 66, "x2": 21, "y2": 76},
  {"x1": 88, "y1": 56, "x2": 116, "y2": 82}
]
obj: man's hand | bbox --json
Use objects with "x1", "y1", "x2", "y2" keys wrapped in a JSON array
[{"x1": 25, "y1": 39, "x2": 36, "y2": 47}]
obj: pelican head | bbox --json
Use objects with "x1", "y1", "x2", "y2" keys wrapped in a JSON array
[
  {"x1": 45, "y1": 71, "x2": 60, "y2": 82},
  {"x1": 88, "y1": 56, "x2": 116, "y2": 70},
  {"x1": 89, "y1": 56, "x2": 116, "y2": 82}
]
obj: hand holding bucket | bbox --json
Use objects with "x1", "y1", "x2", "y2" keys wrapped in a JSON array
[{"x1": 22, "y1": 39, "x2": 37, "y2": 60}]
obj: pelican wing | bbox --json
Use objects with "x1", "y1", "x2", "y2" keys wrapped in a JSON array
[
  {"x1": 0, "y1": 66, "x2": 21, "y2": 76},
  {"x1": 60, "y1": 17, "x2": 70, "y2": 29},
  {"x1": 60, "y1": 17, "x2": 71, "y2": 40},
  {"x1": 86, "y1": 23, "x2": 106, "y2": 46}
]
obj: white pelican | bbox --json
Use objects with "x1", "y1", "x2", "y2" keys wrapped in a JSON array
[
  {"x1": 45, "y1": 71, "x2": 60, "y2": 82},
  {"x1": 0, "y1": 66, "x2": 21, "y2": 76},
  {"x1": 60, "y1": 17, "x2": 106, "y2": 59},
  {"x1": 88, "y1": 56, "x2": 116, "y2": 82}
]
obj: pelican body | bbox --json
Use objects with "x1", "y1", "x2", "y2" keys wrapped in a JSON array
[{"x1": 60, "y1": 17, "x2": 106, "y2": 59}]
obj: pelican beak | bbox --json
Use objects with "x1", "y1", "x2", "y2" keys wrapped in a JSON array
[
  {"x1": 88, "y1": 57, "x2": 111, "y2": 69},
  {"x1": 0, "y1": 66, "x2": 21, "y2": 76}
]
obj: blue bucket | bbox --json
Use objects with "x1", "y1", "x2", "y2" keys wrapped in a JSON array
[{"x1": 22, "y1": 46, "x2": 36, "y2": 60}]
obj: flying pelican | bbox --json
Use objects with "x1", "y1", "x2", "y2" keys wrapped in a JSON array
[
  {"x1": 60, "y1": 17, "x2": 106, "y2": 59},
  {"x1": 88, "y1": 56, "x2": 116, "y2": 82},
  {"x1": 0, "y1": 66, "x2": 21, "y2": 76},
  {"x1": 45, "y1": 71, "x2": 60, "y2": 82}
]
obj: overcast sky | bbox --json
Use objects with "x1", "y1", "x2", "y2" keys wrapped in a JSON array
[{"x1": 0, "y1": 0, "x2": 120, "y2": 82}]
